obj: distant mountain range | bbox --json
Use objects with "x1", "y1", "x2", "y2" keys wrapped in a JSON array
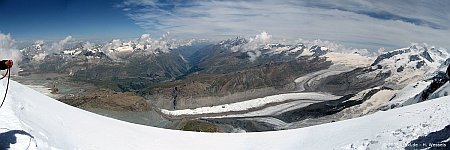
[{"x1": 16, "y1": 35, "x2": 450, "y2": 133}]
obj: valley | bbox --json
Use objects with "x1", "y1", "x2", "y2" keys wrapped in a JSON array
[
  {"x1": 13, "y1": 34, "x2": 450, "y2": 133},
  {"x1": 2, "y1": 1, "x2": 450, "y2": 149}
]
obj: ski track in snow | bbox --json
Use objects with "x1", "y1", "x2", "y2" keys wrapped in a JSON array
[
  {"x1": 340, "y1": 104, "x2": 449, "y2": 150},
  {"x1": 0, "y1": 82, "x2": 39, "y2": 149},
  {"x1": 0, "y1": 80, "x2": 449, "y2": 149}
]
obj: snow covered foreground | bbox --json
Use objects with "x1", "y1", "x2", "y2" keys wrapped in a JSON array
[{"x1": 0, "y1": 80, "x2": 449, "y2": 150}]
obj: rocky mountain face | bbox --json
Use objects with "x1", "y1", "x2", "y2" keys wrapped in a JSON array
[
  {"x1": 286, "y1": 44, "x2": 450, "y2": 127},
  {"x1": 309, "y1": 44, "x2": 449, "y2": 95},
  {"x1": 190, "y1": 37, "x2": 315, "y2": 75},
  {"x1": 73, "y1": 49, "x2": 189, "y2": 91},
  {"x1": 17, "y1": 36, "x2": 450, "y2": 133},
  {"x1": 149, "y1": 57, "x2": 332, "y2": 109},
  {"x1": 146, "y1": 38, "x2": 337, "y2": 109},
  {"x1": 16, "y1": 37, "x2": 194, "y2": 114},
  {"x1": 19, "y1": 37, "x2": 449, "y2": 116},
  {"x1": 197, "y1": 44, "x2": 450, "y2": 132},
  {"x1": 380, "y1": 64, "x2": 450, "y2": 110},
  {"x1": 19, "y1": 39, "x2": 191, "y2": 92}
]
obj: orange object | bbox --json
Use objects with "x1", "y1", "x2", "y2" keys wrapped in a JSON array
[
  {"x1": 0, "y1": 60, "x2": 13, "y2": 70},
  {"x1": 4, "y1": 60, "x2": 13, "y2": 69}
]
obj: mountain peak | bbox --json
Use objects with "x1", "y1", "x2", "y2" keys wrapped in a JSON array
[
  {"x1": 218, "y1": 36, "x2": 248, "y2": 48},
  {"x1": 372, "y1": 44, "x2": 447, "y2": 67}
]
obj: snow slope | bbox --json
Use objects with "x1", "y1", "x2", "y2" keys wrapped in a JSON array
[{"x1": 0, "y1": 80, "x2": 449, "y2": 149}]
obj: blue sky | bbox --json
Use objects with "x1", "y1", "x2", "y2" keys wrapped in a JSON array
[
  {"x1": 0, "y1": 0, "x2": 143, "y2": 40},
  {"x1": 1, "y1": 0, "x2": 450, "y2": 50}
]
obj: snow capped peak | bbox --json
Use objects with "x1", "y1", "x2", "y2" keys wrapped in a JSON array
[
  {"x1": 82, "y1": 41, "x2": 94, "y2": 50},
  {"x1": 33, "y1": 40, "x2": 44, "y2": 51},
  {"x1": 372, "y1": 43, "x2": 448, "y2": 68},
  {"x1": 219, "y1": 36, "x2": 248, "y2": 48},
  {"x1": 138, "y1": 34, "x2": 152, "y2": 43},
  {"x1": 368, "y1": 43, "x2": 449, "y2": 89},
  {"x1": 21, "y1": 34, "x2": 189, "y2": 62},
  {"x1": 223, "y1": 35, "x2": 375, "y2": 62},
  {"x1": 232, "y1": 32, "x2": 272, "y2": 50},
  {"x1": 59, "y1": 41, "x2": 104, "y2": 58},
  {"x1": 99, "y1": 34, "x2": 182, "y2": 60},
  {"x1": 309, "y1": 45, "x2": 329, "y2": 57},
  {"x1": 49, "y1": 36, "x2": 73, "y2": 53},
  {"x1": 102, "y1": 39, "x2": 122, "y2": 52},
  {"x1": 224, "y1": 42, "x2": 330, "y2": 62},
  {"x1": 221, "y1": 32, "x2": 339, "y2": 61}
]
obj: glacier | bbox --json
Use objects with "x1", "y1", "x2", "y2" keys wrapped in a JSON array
[{"x1": 0, "y1": 80, "x2": 449, "y2": 149}]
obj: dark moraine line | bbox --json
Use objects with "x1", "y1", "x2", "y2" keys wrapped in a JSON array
[
  {"x1": 275, "y1": 87, "x2": 391, "y2": 123},
  {"x1": 305, "y1": 67, "x2": 390, "y2": 96},
  {"x1": 204, "y1": 87, "x2": 391, "y2": 132},
  {"x1": 274, "y1": 94, "x2": 356, "y2": 123},
  {"x1": 203, "y1": 95, "x2": 356, "y2": 132}
]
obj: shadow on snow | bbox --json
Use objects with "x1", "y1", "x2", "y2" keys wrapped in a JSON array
[{"x1": 0, "y1": 128, "x2": 35, "y2": 150}]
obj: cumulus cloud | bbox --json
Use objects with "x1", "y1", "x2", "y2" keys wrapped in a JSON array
[
  {"x1": 34, "y1": 40, "x2": 44, "y2": 46},
  {"x1": 247, "y1": 50, "x2": 262, "y2": 62},
  {"x1": 100, "y1": 33, "x2": 183, "y2": 60},
  {"x1": 230, "y1": 32, "x2": 377, "y2": 61},
  {"x1": 377, "y1": 47, "x2": 387, "y2": 55},
  {"x1": 32, "y1": 53, "x2": 47, "y2": 62},
  {"x1": 0, "y1": 34, "x2": 15, "y2": 50},
  {"x1": 29, "y1": 36, "x2": 73, "y2": 61},
  {"x1": 33, "y1": 40, "x2": 45, "y2": 51},
  {"x1": 49, "y1": 36, "x2": 72, "y2": 53},
  {"x1": 231, "y1": 32, "x2": 272, "y2": 61},
  {"x1": 82, "y1": 41, "x2": 94, "y2": 50},
  {"x1": 101, "y1": 39, "x2": 123, "y2": 59},
  {"x1": 118, "y1": 0, "x2": 450, "y2": 51},
  {"x1": 0, "y1": 33, "x2": 23, "y2": 74},
  {"x1": 136, "y1": 33, "x2": 177, "y2": 53}
]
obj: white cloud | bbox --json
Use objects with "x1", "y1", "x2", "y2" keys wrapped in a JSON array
[
  {"x1": 33, "y1": 40, "x2": 45, "y2": 51},
  {"x1": 231, "y1": 32, "x2": 272, "y2": 61},
  {"x1": 101, "y1": 39, "x2": 123, "y2": 59},
  {"x1": 247, "y1": 51, "x2": 262, "y2": 62},
  {"x1": 48, "y1": 36, "x2": 73, "y2": 54},
  {"x1": 136, "y1": 33, "x2": 177, "y2": 53},
  {"x1": 82, "y1": 41, "x2": 94, "y2": 50},
  {"x1": 0, "y1": 33, "x2": 23, "y2": 74},
  {"x1": 232, "y1": 32, "x2": 271, "y2": 52},
  {"x1": 32, "y1": 53, "x2": 47, "y2": 62},
  {"x1": 34, "y1": 40, "x2": 44, "y2": 46},
  {"x1": 296, "y1": 39, "x2": 372, "y2": 56},
  {"x1": 120, "y1": 0, "x2": 450, "y2": 51},
  {"x1": 100, "y1": 33, "x2": 184, "y2": 60},
  {"x1": 230, "y1": 32, "x2": 377, "y2": 61},
  {"x1": 0, "y1": 33, "x2": 15, "y2": 49}
]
